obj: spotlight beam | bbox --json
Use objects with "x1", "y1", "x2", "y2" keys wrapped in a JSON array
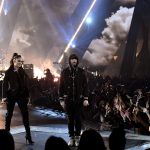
[
  {"x1": 58, "y1": 0, "x2": 97, "y2": 63},
  {"x1": 0, "y1": 0, "x2": 5, "y2": 15}
]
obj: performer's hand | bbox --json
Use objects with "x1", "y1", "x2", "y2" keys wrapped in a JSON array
[
  {"x1": 83, "y1": 100, "x2": 89, "y2": 107},
  {"x1": 1, "y1": 98, "x2": 7, "y2": 104},
  {"x1": 60, "y1": 101, "x2": 65, "y2": 109}
]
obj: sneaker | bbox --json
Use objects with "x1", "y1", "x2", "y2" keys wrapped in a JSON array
[
  {"x1": 74, "y1": 136, "x2": 80, "y2": 147},
  {"x1": 68, "y1": 137, "x2": 75, "y2": 147}
]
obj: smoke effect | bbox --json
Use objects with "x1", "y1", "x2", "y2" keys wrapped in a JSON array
[
  {"x1": 83, "y1": 6, "x2": 134, "y2": 67},
  {"x1": 5, "y1": 0, "x2": 79, "y2": 76}
]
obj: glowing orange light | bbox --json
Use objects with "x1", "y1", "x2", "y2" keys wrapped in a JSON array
[
  {"x1": 54, "y1": 77, "x2": 59, "y2": 82},
  {"x1": 34, "y1": 67, "x2": 45, "y2": 79}
]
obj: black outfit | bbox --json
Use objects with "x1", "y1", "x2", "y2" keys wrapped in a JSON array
[
  {"x1": 3, "y1": 65, "x2": 32, "y2": 139},
  {"x1": 59, "y1": 66, "x2": 88, "y2": 137}
]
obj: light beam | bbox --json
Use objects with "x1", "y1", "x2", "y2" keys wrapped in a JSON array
[
  {"x1": 0, "y1": 0, "x2": 5, "y2": 15},
  {"x1": 58, "y1": 0, "x2": 97, "y2": 63}
]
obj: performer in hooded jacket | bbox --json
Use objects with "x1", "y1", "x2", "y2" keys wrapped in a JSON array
[{"x1": 59, "y1": 53, "x2": 89, "y2": 146}]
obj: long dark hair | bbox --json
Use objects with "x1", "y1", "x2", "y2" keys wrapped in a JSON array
[{"x1": 10, "y1": 53, "x2": 21, "y2": 66}]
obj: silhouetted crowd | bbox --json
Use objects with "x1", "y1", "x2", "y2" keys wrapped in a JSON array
[
  {"x1": 0, "y1": 127, "x2": 126, "y2": 150},
  {"x1": 87, "y1": 74, "x2": 150, "y2": 135}
]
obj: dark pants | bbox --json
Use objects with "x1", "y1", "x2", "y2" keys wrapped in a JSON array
[
  {"x1": 5, "y1": 98, "x2": 31, "y2": 136},
  {"x1": 66, "y1": 103, "x2": 82, "y2": 137}
]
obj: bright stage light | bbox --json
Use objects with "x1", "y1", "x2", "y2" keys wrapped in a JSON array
[
  {"x1": 71, "y1": 44, "x2": 76, "y2": 48},
  {"x1": 34, "y1": 67, "x2": 45, "y2": 79},
  {"x1": 58, "y1": 0, "x2": 97, "y2": 63},
  {"x1": 4, "y1": 8, "x2": 8, "y2": 15},
  {"x1": 54, "y1": 77, "x2": 59, "y2": 82},
  {"x1": 86, "y1": 16, "x2": 92, "y2": 24}
]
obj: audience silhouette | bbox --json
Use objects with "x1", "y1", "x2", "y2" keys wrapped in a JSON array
[
  {"x1": 0, "y1": 129, "x2": 15, "y2": 150},
  {"x1": 45, "y1": 135, "x2": 71, "y2": 150},
  {"x1": 77, "y1": 128, "x2": 106, "y2": 150},
  {"x1": 109, "y1": 126, "x2": 126, "y2": 150}
]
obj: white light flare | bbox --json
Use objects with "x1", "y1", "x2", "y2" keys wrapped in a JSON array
[
  {"x1": 54, "y1": 77, "x2": 59, "y2": 82},
  {"x1": 0, "y1": 0, "x2": 5, "y2": 15},
  {"x1": 58, "y1": 0, "x2": 97, "y2": 63},
  {"x1": 86, "y1": 16, "x2": 92, "y2": 24},
  {"x1": 71, "y1": 44, "x2": 76, "y2": 48},
  {"x1": 34, "y1": 67, "x2": 60, "y2": 80},
  {"x1": 34, "y1": 67, "x2": 45, "y2": 79},
  {"x1": 53, "y1": 71, "x2": 60, "y2": 77}
]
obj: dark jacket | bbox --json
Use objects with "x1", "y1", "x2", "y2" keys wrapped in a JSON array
[
  {"x1": 3, "y1": 65, "x2": 30, "y2": 100},
  {"x1": 59, "y1": 66, "x2": 88, "y2": 106}
]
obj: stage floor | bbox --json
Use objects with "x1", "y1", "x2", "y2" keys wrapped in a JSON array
[{"x1": 0, "y1": 103, "x2": 150, "y2": 150}]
